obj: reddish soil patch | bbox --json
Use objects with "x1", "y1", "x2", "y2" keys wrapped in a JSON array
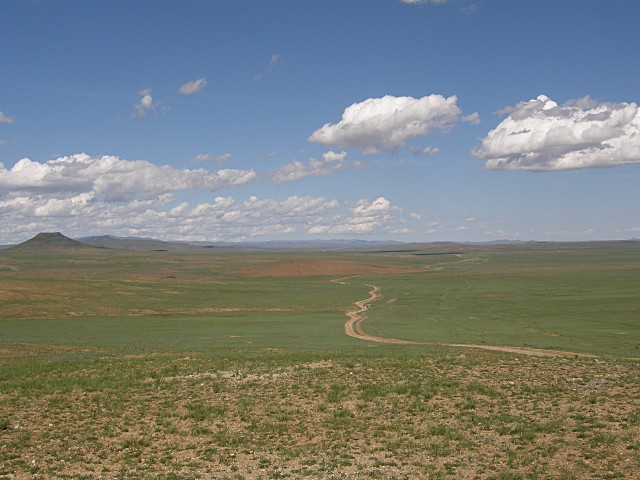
[{"x1": 238, "y1": 259, "x2": 418, "y2": 277}]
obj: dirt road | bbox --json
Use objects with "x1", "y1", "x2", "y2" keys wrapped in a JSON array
[
  {"x1": 344, "y1": 285, "x2": 420, "y2": 345},
  {"x1": 344, "y1": 284, "x2": 595, "y2": 357}
]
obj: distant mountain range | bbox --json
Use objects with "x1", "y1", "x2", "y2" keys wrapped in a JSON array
[
  {"x1": 1, "y1": 232, "x2": 411, "y2": 253},
  {"x1": 1, "y1": 232, "x2": 638, "y2": 254},
  {"x1": 80, "y1": 235, "x2": 210, "y2": 252}
]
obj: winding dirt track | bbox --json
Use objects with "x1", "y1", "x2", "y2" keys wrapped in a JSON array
[
  {"x1": 344, "y1": 285, "x2": 420, "y2": 345},
  {"x1": 344, "y1": 284, "x2": 595, "y2": 357}
]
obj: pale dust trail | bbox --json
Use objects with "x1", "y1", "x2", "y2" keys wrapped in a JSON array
[
  {"x1": 343, "y1": 284, "x2": 595, "y2": 357},
  {"x1": 344, "y1": 285, "x2": 420, "y2": 344}
]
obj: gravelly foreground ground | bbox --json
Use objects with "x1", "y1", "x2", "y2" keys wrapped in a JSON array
[{"x1": 2, "y1": 346, "x2": 639, "y2": 479}]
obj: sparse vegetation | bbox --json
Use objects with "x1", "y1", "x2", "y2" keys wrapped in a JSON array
[
  {"x1": 1, "y1": 241, "x2": 639, "y2": 478},
  {"x1": 1, "y1": 349, "x2": 638, "y2": 478}
]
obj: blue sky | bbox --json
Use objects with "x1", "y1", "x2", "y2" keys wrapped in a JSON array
[{"x1": 1, "y1": 0, "x2": 639, "y2": 243}]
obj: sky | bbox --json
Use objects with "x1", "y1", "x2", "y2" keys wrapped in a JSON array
[{"x1": 1, "y1": 0, "x2": 639, "y2": 244}]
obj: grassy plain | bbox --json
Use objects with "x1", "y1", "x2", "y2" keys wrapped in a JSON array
[
  {"x1": 365, "y1": 243, "x2": 640, "y2": 357},
  {"x1": 1, "y1": 242, "x2": 639, "y2": 478}
]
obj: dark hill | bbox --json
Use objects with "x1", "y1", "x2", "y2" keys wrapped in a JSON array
[{"x1": 4, "y1": 232, "x2": 97, "y2": 253}]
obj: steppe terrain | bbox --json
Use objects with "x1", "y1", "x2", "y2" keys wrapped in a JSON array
[{"x1": 1, "y1": 236, "x2": 639, "y2": 479}]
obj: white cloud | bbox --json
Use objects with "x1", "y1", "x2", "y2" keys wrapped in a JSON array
[
  {"x1": 309, "y1": 94, "x2": 475, "y2": 154},
  {"x1": 0, "y1": 189, "x2": 409, "y2": 243},
  {"x1": 401, "y1": 0, "x2": 449, "y2": 4},
  {"x1": 0, "y1": 153, "x2": 256, "y2": 201},
  {"x1": 426, "y1": 220, "x2": 442, "y2": 234},
  {"x1": 414, "y1": 146, "x2": 440, "y2": 157},
  {"x1": 307, "y1": 196, "x2": 404, "y2": 236},
  {"x1": 461, "y1": 112, "x2": 481, "y2": 125},
  {"x1": 473, "y1": 95, "x2": 640, "y2": 170},
  {"x1": 192, "y1": 154, "x2": 215, "y2": 163},
  {"x1": 191, "y1": 153, "x2": 232, "y2": 165},
  {"x1": 353, "y1": 196, "x2": 391, "y2": 216},
  {"x1": 253, "y1": 54, "x2": 283, "y2": 81},
  {"x1": 270, "y1": 150, "x2": 357, "y2": 183},
  {"x1": 0, "y1": 112, "x2": 14, "y2": 124},
  {"x1": 179, "y1": 78, "x2": 207, "y2": 95},
  {"x1": 133, "y1": 88, "x2": 157, "y2": 117},
  {"x1": 459, "y1": 4, "x2": 480, "y2": 15},
  {"x1": 0, "y1": 154, "x2": 412, "y2": 243},
  {"x1": 215, "y1": 153, "x2": 232, "y2": 164}
]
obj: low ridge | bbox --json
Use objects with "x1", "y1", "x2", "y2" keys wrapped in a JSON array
[{"x1": 81, "y1": 235, "x2": 203, "y2": 252}]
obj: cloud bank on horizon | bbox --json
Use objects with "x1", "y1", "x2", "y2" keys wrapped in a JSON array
[
  {"x1": 1, "y1": 0, "x2": 638, "y2": 243},
  {"x1": 1, "y1": 91, "x2": 639, "y2": 243},
  {"x1": 0, "y1": 154, "x2": 405, "y2": 241}
]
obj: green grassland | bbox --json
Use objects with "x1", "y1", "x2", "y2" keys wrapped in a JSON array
[
  {"x1": 363, "y1": 243, "x2": 640, "y2": 357},
  {"x1": 1, "y1": 242, "x2": 638, "y2": 356},
  {"x1": 1, "y1": 242, "x2": 639, "y2": 479},
  {"x1": 0, "y1": 249, "x2": 363, "y2": 352}
]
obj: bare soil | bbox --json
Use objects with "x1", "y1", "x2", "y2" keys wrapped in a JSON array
[{"x1": 1, "y1": 347, "x2": 638, "y2": 479}]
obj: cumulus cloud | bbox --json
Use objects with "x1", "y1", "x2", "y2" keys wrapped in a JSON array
[
  {"x1": 0, "y1": 154, "x2": 256, "y2": 201},
  {"x1": 179, "y1": 78, "x2": 207, "y2": 95},
  {"x1": 133, "y1": 88, "x2": 157, "y2": 117},
  {"x1": 307, "y1": 196, "x2": 403, "y2": 235},
  {"x1": 353, "y1": 196, "x2": 391, "y2": 216},
  {"x1": 0, "y1": 153, "x2": 414, "y2": 243},
  {"x1": 1, "y1": 189, "x2": 408, "y2": 243},
  {"x1": 473, "y1": 95, "x2": 640, "y2": 171},
  {"x1": 0, "y1": 112, "x2": 14, "y2": 124},
  {"x1": 191, "y1": 153, "x2": 232, "y2": 165},
  {"x1": 270, "y1": 150, "x2": 360, "y2": 183},
  {"x1": 309, "y1": 94, "x2": 476, "y2": 154}
]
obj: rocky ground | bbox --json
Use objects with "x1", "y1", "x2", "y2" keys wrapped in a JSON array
[{"x1": 1, "y1": 346, "x2": 639, "y2": 479}]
